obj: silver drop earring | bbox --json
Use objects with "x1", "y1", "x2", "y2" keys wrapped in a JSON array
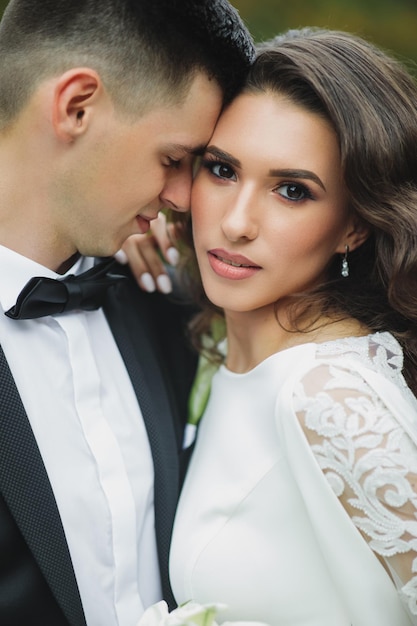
[{"x1": 341, "y1": 245, "x2": 349, "y2": 278}]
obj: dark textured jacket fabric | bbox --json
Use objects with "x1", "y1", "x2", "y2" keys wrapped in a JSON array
[{"x1": 0, "y1": 264, "x2": 197, "y2": 626}]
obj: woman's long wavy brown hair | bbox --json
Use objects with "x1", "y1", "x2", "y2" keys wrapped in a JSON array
[{"x1": 179, "y1": 27, "x2": 417, "y2": 395}]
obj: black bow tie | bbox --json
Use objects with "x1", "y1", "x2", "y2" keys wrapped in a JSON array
[{"x1": 5, "y1": 258, "x2": 126, "y2": 320}]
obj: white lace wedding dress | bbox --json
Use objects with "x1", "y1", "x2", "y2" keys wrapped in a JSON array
[{"x1": 169, "y1": 332, "x2": 417, "y2": 625}]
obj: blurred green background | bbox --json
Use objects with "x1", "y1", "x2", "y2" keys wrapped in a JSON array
[
  {"x1": 0, "y1": 0, "x2": 416, "y2": 68},
  {"x1": 232, "y1": 0, "x2": 417, "y2": 70}
]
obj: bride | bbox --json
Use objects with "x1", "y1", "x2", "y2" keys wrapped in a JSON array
[{"x1": 164, "y1": 28, "x2": 417, "y2": 626}]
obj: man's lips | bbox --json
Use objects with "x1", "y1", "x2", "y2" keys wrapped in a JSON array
[
  {"x1": 207, "y1": 248, "x2": 261, "y2": 280},
  {"x1": 136, "y1": 214, "x2": 157, "y2": 234}
]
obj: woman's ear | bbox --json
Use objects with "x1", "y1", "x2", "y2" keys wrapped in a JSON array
[
  {"x1": 336, "y1": 217, "x2": 370, "y2": 254},
  {"x1": 52, "y1": 68, "x2": 102, "y2": 142}
]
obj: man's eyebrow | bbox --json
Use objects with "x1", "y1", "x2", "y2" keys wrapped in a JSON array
[
  {"x1": 167, "y1": 143, "x2": 207, "y2": 156},
  {"x1": 268, "y1": 168, "x2": 326, "y2": 191},
  {"x1": 204, "y1": 146, "x2": 242, "y2": 168}
]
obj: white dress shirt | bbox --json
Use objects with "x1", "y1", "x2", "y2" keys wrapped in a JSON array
[{"x1": 0, "y1": 245, "x2": 162, "y2": 626}]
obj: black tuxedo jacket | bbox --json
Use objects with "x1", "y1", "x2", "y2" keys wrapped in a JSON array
[{"x1": 0, "y1": 265, "x2": 198, "y2": 626}]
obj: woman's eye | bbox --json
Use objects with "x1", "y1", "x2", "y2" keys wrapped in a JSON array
[
  {"x1": 202, "y1": 159, "x2": 236, "y2": 181},
  {"x1": 277, "y1": 183, "x2": 312, "y2": 201}
]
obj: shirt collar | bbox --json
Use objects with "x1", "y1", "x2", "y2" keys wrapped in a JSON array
[{"x1": 0, "y1": 245, "x2": 95, "y2": 312}]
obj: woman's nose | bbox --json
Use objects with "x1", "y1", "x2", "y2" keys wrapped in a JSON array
[{"x1": 221, "y1": 189, "x2": 259, "y2": 242}]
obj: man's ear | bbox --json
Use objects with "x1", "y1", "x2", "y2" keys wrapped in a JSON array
[
  {"x1": 336, "y1": 217, "x2": 370, "y2": 254},
  {"x1": 52, "y1": 68, "x2": 102, "y2": 142}
]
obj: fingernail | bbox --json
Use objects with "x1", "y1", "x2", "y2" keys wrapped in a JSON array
[
  {"x1": 156, "y1": 274, "x2": 172, "y2": 294},
  {"x1": 114, "y1": 249, "x2": 128, "y2": 264},
  {"x1": 141, "y1": 273, "x2": 156, "y2": 293},
  {"x1": 166, "y1": 247, "x2": 180, "y2": 266}
]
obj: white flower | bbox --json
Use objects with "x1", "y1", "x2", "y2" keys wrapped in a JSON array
[
  {"x1": 136, "y1": 600, "x2": 222, "y2": 626},
  {"x1": 136, "y1": 601, "x2": 269, "y2": 626}
]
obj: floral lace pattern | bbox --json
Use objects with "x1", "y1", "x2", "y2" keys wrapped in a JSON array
[{"x1": 293, "y1": 333, "x2": 417, "y2": 621}]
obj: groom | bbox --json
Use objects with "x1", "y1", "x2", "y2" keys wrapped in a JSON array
[{"x1": 0, "y1": 1, "x2": 254, "y2": 624}]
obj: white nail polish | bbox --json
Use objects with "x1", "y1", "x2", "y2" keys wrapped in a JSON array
[
  {"x1": 156, "y1": 274, "x2": 172, "y2": 294},
  {"x1": 141, "y1": 272, "x2": 156, "y2": 292},
  {"x1": 114, "y1": 249, "x2": 128, "y2": 264},
  {"x1": 166, "y1": 247, "x2": 180, "y2": 266}
]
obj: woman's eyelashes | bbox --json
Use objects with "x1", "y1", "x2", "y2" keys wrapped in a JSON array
[
  {"x1": 201, "y1": 158, "x2": 236, "y2": 180},
  {"x1": 275, "y1": 182, "x2": 315, "y2": 202},
  {"x1": 201, "y1": 158, "x2": 316, "y2": 203}
]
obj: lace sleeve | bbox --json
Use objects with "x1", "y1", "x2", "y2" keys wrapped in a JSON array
[{"x1": 293, "y1": 361, "x2": 417, "y2": 620}]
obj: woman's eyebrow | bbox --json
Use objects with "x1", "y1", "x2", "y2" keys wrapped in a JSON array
[
  {"x1": 203, "y1": 148, "x2": 326, "y2": 191},
  {"x1": 269, "y1": 168, "x2": 326, "y2": 191},
  {"x1": 205, "y1": 146, "x2": 241, "y2": 168}
]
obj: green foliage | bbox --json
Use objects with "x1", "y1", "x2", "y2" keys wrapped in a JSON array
[{"x1": 233, "y1": 0, "x2": 417, "y2": 67}]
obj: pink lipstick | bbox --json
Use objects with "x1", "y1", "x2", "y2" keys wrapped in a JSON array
[{"x1": 207, "y1": 248, "x2": 261, "y2": 280}]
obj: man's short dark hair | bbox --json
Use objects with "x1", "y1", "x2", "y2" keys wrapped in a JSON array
[{"x1": 0, "y1": 0, "x2": 255, "y2": 127}]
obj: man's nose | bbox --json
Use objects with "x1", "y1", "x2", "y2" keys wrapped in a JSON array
[{"x1": 160, "y1": 161, "x2": 193, "y2": 213}]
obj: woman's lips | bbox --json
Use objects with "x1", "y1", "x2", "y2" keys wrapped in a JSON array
[{"x1": 207, "y1": 248, "x2": 261, "y2": 280}]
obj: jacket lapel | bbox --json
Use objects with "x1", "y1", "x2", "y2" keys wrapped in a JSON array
[
  {"x1": 104, "y1": 281, "x2": 183, "y2": 609},
  {"x1": 0, "y1": 346, "x2": 87, "y2": 626},
  {"x1": 0, "y1": 262, "x2": 194, "y2": 620}
]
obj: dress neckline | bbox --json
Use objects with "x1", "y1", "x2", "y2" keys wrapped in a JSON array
[{"x1": 219, "y1": 331, "x2": 398, "y2": 378}]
